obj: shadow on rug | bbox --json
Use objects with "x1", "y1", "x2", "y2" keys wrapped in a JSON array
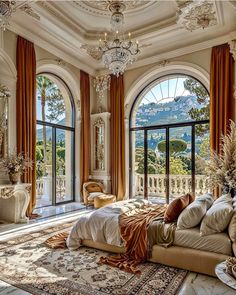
[{"x1": 0, "y1": 223, "x2": 188, "y2": 295}]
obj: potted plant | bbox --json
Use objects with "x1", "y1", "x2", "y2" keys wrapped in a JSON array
[
  {"x1": 0, "y1": 152, "x2": 33, "y2": 184},
  {"x1": 207, "y1": 120, "x2": 236, "y2": 197}
]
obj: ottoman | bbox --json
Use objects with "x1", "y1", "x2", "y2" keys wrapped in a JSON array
[{"x1": 94, "y1": 194, "x2": 116, "y2": 209}]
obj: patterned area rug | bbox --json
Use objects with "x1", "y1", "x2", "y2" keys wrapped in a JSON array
[{"x1": 0, "y1": 222, "x2": 188, "y2": 295}]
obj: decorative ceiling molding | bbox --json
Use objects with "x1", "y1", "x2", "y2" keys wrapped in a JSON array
[
  {"x1": 81, "y1": 44, "x2": 102, "y2": 61},
  {"x1": 19, "y1": 3, "x2": 40, "y2": 20},
  {"x1": 229, "y1": 39, "x2": 236, "y2": 60},
  {"x1": 73, "y1": 1, "x2": 154, "y2": 16},
  {"x1": 177, "y1": 0, "x2": 218, "y2": 31}
]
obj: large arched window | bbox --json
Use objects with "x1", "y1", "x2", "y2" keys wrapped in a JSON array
[
  {"x1": 130, "y1": 74, "x2": 210, "y2": 203},
  {"x1": 36, "y1": 73, "x2": 75, "y2": 208}
]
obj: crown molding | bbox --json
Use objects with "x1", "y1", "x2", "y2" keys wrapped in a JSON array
[
  {"x1": 126, "y1": 30, "x2": 236, "y2": 71},
  {"x1": 9, "y1": 23, "x2": 96, "y2": 75}
]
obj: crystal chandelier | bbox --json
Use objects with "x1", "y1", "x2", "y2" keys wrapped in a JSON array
[
  {"x1": 0, "y1": 1, "x2": 15, "y2": 31},
  {"x1": 98, "y1": 1, "x2": 140, "y2": 77}
]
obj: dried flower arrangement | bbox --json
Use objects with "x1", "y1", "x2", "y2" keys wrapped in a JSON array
[
  {"x1": 0, "y1": 152, "x2": 33, "y2": 184},
  {"x1": 207, "y1": 120, "x2": 236, "y2": 193}
]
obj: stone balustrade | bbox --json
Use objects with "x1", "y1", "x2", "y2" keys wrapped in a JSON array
[
  {"x1": 36, "y1": 175, "x2": 66, "y2": 198},
  {"x1": 134, "y1": 173, "x2": 209, "y2": 197}
]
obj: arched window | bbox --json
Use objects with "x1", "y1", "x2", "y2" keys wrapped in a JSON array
[
  {"x1": 130, "y1": 74, "x2": 210, "y2": 203},
  {"x1": 36, "y1": 74, "x2": 75, "y2": 207}
]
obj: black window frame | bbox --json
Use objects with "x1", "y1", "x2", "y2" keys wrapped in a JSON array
[
  {"x1": 36, "y1": 72, "x2": 76, "y2": 207},
  {"x1": 129, "y1": 74, "x2": 210, "y2": 203}
]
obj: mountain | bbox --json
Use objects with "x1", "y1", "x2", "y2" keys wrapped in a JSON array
[
  {"x1": 36, "y1": 118, "x2": 67, "y2": 142},
  {"x1": 135, "y1": 95, "x2": 205, "y2": 127},
  {"x1": 134, "y1": 95, "x2": 209, "y2": 149}
]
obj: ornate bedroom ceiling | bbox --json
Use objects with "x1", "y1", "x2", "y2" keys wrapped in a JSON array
[{"x1": 7, "y1": 0, "x2": 236, "y2": 74}]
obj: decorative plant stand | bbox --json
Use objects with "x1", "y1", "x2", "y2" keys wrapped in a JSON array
[{"x1": 0, "y1": 183, "x2": 31, "y2": 223}]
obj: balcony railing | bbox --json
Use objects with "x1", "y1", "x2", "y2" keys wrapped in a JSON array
[
  {"x1": 36, "y1": 175, "x2": 66, "y2": 198},
  {"x1": 134, "y1": 173, "x2": 209, "y2": 197}
]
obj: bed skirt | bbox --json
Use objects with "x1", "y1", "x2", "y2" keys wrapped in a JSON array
[{"x1": 81, "y1": 240, "x2": 230, "y2": 277}]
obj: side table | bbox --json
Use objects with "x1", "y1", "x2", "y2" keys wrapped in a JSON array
[{"x1": 215, "y1": 261, "x2": 236, "y2": 290}]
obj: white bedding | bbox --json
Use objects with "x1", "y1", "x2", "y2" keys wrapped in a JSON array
[{"x1": 66, "y1": 199, "x2": 150, "y2": 250}]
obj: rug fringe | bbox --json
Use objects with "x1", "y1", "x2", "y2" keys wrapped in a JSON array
[{"x1": 44, "y1": 232, "x2": 69, "y2": 249}]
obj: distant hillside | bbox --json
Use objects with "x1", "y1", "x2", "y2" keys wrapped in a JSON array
[
  {"x1": 135, "y1": 95, "x2": 206, "y2": 127},
  {"x1": 37, "y1": 118, "x2": 66, "y2": 142},
  {"x1": 134, "y1": 95, "x2": 209, "y2": 149}
]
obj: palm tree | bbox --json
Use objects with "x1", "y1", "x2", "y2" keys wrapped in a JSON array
[{"x1": 36, "y1": 76, "x2": 59, "y2": 175}]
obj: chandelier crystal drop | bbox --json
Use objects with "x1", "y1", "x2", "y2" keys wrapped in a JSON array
[
  {"x1": 0, "y1": 1, "x2": 15, "y2": 31},
  {"x1": 98, "y1": 1, "x2": 140, "y2": 77}
]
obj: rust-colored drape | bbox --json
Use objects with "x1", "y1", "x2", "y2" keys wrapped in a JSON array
[
  {"x1": 210, "y1": 43, "x2": 235, "y2": 153},
  {"x1": 110, "y1": 75, "x2": 126, "y2": 201},
  {"x1": 210, "y1": 43, "x2": 235, "y2": 196},
  {"x1": 16, "y1": 36, "x2": 36, "y2": 217},
  {"x1": 80, "y1": 70, "x2": 91, "y2": 198}
]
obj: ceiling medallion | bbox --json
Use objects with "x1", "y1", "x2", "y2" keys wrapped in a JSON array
[
  {"x1": 177, "y1": 1, "x2": 218, "y2": 31},
  {"x1": 82, "y1": 1, "x2": 140, "y2": 76},
  {"x1": 79, "y1": 1, "x2": 152, "y2": 14},
  {"x1": 0, "y1": 1, "x2": 16, "y2": 31}
]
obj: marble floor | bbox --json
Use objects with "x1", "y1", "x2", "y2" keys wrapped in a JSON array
[{"x1": 0, "y1": 202, "x2": 86, "y2": 235}]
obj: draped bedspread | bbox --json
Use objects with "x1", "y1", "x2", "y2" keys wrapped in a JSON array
[{"x1": 99, "y1": 203, "x2": 166, "y2": 274}]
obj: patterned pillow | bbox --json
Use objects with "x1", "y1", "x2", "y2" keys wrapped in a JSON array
[{"x1": 164, "y1": 193, "x2": 194, "y2": 223}]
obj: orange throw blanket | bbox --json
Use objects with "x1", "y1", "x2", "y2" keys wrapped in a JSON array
[{"x1": 99, "y1": 204, "x2": 166, "y2": 275}]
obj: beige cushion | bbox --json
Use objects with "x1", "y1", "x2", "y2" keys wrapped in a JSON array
[
  {"x1": 195, "y1": 193, "x2": 214, "y2": 209},
  {"x1": 174, "y1": 227, "x2": 232, "y2": 256},
  {"x1": 87, "y1": 192, "x2": 103, "y2": 201},
  {"x1": 94, "y1": 194, "x2": 116, "y2": 209},
  {"x1": 200, "y1": 193, "x2": 234, "y2": 236},
  {"x1": 233, "y1": 243, "x2": 236, "y2": 257},
  {"x1": 229, "y1": 211, "x2": 236, "y2": 242},
  {"x1": 177, "y1": 198, "x2": 207, "y2": 229}
]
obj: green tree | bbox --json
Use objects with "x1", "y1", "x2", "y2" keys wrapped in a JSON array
[
  {"x1": 184, "y1": 78, "x2": 209, "y2": 136},
  {"x1": 36, "y1": 75, "x2": 65, "y2": 175},
  {"x1": 158, "y1": 139, "x2": 187, "y2": 155},
  {"x1": 159, "y1": 157, "x2": 188, "y2": 175},
  {"x1": 199, "y1": 137, "x2": 210, "y2": 159}
]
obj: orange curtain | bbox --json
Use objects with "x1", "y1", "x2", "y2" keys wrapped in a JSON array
[
  {"x1": 110, "y1": 75, "x2": 126, "y2": 200},
  {"x1": 16, "y1": 36, "x2": 36, "y2": 217},
  {"x1": 210, "y1": 43, "x2": 235, "y2": 154},
  {"x1": 210, "y1": 43, "x2": 235, "y2": 197},
  {"x1": 80, "y1": 70, "x2": 91, "y2": 197}
]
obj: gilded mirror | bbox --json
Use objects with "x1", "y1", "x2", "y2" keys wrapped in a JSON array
[{"x1": 94, "y1": 117, "x2": 105, "y2": 171}]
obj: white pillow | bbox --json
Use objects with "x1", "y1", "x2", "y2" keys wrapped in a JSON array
[
  {"x1": 177, "y1": 198, "x2": 207, "y2": 229},
  {"x1": 213, "y1": 193, "x2": 232, "y2": 205},
  {"x1": 195, "y1": 193, "x2": 214, "y2": 209},
  {"x1": 200, "y1": 194, "x2": 234, "y2": 236}
]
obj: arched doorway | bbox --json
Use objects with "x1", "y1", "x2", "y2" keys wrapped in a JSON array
[
  {"x1": 35, "y1": 73, "x2": 75, "y2": 207},
  {"x1": 129, "y1": 74, "x2": 210, "y2": 203}
]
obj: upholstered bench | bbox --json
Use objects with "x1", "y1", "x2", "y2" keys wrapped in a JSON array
[{"x1": 94, "y1": 194, "x2": 116, "y2": 209}]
